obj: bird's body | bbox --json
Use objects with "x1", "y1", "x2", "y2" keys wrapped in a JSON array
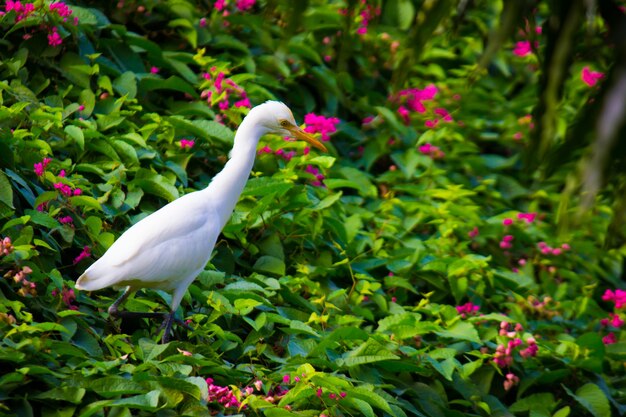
[{"x1": 76, "y1": 101, "x2": 327, "y2": 342}]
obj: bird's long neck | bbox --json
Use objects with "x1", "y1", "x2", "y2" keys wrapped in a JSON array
[{"x1": 203, "y1": 117, "x2": 265, "y2": 227}]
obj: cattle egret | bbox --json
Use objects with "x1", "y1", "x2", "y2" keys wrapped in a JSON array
[{"x1": 76, "y1": 101, "x2": 327, "y2": 342}]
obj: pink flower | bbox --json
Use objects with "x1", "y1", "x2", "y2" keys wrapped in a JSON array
[
  {"x1": 34, "y1": 157, "x2": 52, "y2": 177},
  {"x1": 150, "y1": 66, "x2": 159, "y2": 74},
  {"x1": 214, "y1": 0, "x2": 225, "y2": 11},
  {"x1": 199, "y1": 17, "x2": 207, "y2": 27},
  {"x1": 179, "y1": 139, "x2": 195, "y2": 149},
  {"x1": 581, "y1": 66, "x2": 604, "y2": 87},
  {"x1": 456, "y1": 302, "x2": 480, "y2": 318},
  {"x1": 397, "y1": 106, "x2": 410, "y2": 124},
  {"x1": 78, "y1": 104, "x2": 85, "y2": 111},
  {"x1": 603, "y1": 289, "x2": 626, "y2": 309},
  {"x1": 58, "y1": 216, "x2": 73, "y2": 224},
  {"x1": 503, "y1": 373, "x2": 519, "y2": 391},
  {"x1": 513, "y1": 41, "x2": 532, "y2": 57},
  {"x1": 517, "y1": 212, "x2": 537, "y2": 223},
  {"x1": 236, "y1": 0, "x2": 255, "y2": 11},
  {"x1": 502, "y1": 218, "x2": 513, "y2": 226},
  {"x1": 603, "y1": 332, "x2": 617, "y2": 345},
  {"x1": 234, "y1": 97, "x2": 251, "y2": 108},
  {"x1": 48, "y1": 28, "x2": 63, "y2": 47},
  {"x1": 282, "y1": 375, "x2": 290, "y2": 384},
  {"x1": 305, "y1": 165, "x2": 325, "y2": 186},
  {"x1": 50, "y1": 2, "x2": 73, "y2": 17},
  {"x1": 434, "y1": 107, "x2": 453, "y2": 122},
  {"x1": 303, "y1": 113, "x2": 340, "y2": 142},
  {"x1": 73, "y1": 246, "x2": 91, "y2": 264},
  {"x1": 356, "y1": 26, "x2": 367, "y2": 35},
  {"x1": 468, "y1": 227, "x2": 479, "y2": 238},
  {"x1": 418, "y1": 143, "x2": 444, "y2": 159}
]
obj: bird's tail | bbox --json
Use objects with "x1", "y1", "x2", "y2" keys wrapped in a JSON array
[{"x1": 76, "y1": 272, "x2": 102, "y2": 291}]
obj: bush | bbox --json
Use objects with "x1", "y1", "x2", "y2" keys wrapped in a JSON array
[{"x1": 0, "y1": 1, "x2": 624, "y2": 416}]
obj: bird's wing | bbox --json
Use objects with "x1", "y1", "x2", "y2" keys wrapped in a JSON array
[{"x1": 102, "y1": 193, "x2": 215, "y2": 268}]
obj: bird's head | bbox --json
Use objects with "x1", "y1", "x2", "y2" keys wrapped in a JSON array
[{"x1": 253, "y1": 101, "x2": 328, "y2": 152}]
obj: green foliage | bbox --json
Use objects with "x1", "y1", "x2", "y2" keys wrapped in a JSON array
[{"x1": 0, "y1": 0, "x2": 625, "y2": 416}]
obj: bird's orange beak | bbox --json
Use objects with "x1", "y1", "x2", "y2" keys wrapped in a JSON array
[{"x1": 287, "y1": 126, "x2": 328, "y2": 152}]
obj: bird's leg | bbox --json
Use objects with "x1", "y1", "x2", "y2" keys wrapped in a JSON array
[
  {"x1": 107, "y1": 286, "x2": 132, "y2": 317},
  {"x1": 159, "y1": 311, "x2": 176, "y2": 344},
  {"x1": 108, "y1": 286, "x2": 163, "y2": 319}
]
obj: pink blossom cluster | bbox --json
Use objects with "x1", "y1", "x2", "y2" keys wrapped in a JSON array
[
  {"x1": 499, "y1": 234, "x2": 514, "y2": 249},
  {"x1": 601, "y1": 313, "x2": 624, "y2": 328},
  {"x1": 305, "y1": 165, "x2": 325, "y2": 187},
  {"x1": 603, "y1": 289, "x2": 626, "y2": 309},
  {"x1": 468, "y1": 227, "x2": 479, "y2": 239},
  {"x1": 0, "y1": 236, "x2": 14, "y2": 256},
  {"x1": 603, "y1": 333, "x2": 617, "y2": 345},
  {"x1": 213, "y1": 0, "x2": 256, "y2": 14},
  {"x1": 503, "y1": 373, "x2": 520, "y2": 391},
  {"x1": 418, "y1": 143, "x2": 445, "y2": 159},
  {"x1": 5, "y1": 266, "x2": 36, "y2": 296},
  {"x1": 316, "y1": 387, "x2": 347, "y2": 400},
  {"x1": 537, "y1": 241, "x2": 570, "y2": 256},
  {"x1": 503, "y1": 212, "x2": 537, "y2": 226},
  {"x1": 581, "y1": 66, "x2": 604, "y2": 87},
  {"x1": 52, "y1": 287, "x2": 78, "y2": 310},
  {"x1": 73, "y1": 246, "x2": 91, "y2": 264},
  {"x1": 455, "y1": 302, "x2": 480, "y2": 318},
  {"x1": 200, "y1": 68, "x2": 251, "y2": 116},
  {"x1": 494, "y1": 322, "x2": 538, "y2": 368},
  {"x1": 393, "y1": 84, "x2": 438, "y2": 124},
  {"x1": 58, "y1": 216, "x2": 73, "y2": 224},
  {"x1": 34, "y1": 157, "x2": 52, "y2": 177},
  {"x1": 4, "y1": 1, "x2": 35, "y2": 21},
  {"x1": 54, "y1": 182, "x2": 82, "y2": 197},
  {"x1": 303, "y1": 113, "x2": 340, "y2": 142},
  {"x1": 206, "y1": 378, "x2": 241, "y2": 409},
  {"x1": 355, "y1": 1, "x2": 380, "y2": 35},
  {"x1": 49, "y1": 2, "x2": 73, "y2": 17},
  {"x1": 513, "y1": 41, "x2": 533, "y2": 57},
  {"x1": 179, "y1": 139, "x2": 195, "y2": 149},
  {"x1": 48, "y1": 27, "x2": 62, "y2": 47}
]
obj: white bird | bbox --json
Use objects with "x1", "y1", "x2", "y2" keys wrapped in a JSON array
[{"x1": 76, "y1": 101, "x2": 327, "y2": 342}]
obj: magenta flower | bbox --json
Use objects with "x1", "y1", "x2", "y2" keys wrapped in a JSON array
[
  {"x1": 305, "y1": 165, "x2": 325, "y2": 186},
  {"x1": 73, "y1": 246, "x2": 91, "y2": 264},
  {"x1": 206, "y1": 378, "x2": 241, "y2": 408},
  {"x1": 456, "y1": 302, "x2": 480, "y2": 318},
  {"x1": 581, "y1": 66, "x2": 604, "y2": 87},
  {"x1": 34, "y1": 157, "x2": 52, "y2": 177},
  {"x1": 214, "y1": 0, "x2": 226, "y2": 11},
  {"x1": 513, "y1": 41, "x2": 532, "y2": 57},
  {"x1": 502, "y1": 218, "x2": 513, "y2": 226},
  {"x1": 468, "y1": 226, "x2": 479, "y2": 238},
  {"x1": 603, "y1": 332, "x2": 617, "y2": 345},
  {"x1": 48, "y1": 28, "x2": 63, "y2": 47},
  {"x1": 397, "y1": 106, "x2": 410, "y2": 124},
  {"x1": 303, "y1": 113, "x2": 340, "y2": 141},
  {"x1": 150, "y1": 66, "x2": 160, "y2": 74},
  {"x1": 199, "y1": 17, "x2": 207, "y2": 27},
  {"x1": 418, "y1": 143, "x2": 445, "y2": 159},
  {"x1": 50, "y1": 2, "x2": 73, "y2": 17},
  {"x1": 235, "y1": 0, "x2": 255, "y2": 11},
  {"x1": 517, "y1": 212, "x2": 536, "y2": 223},
  {"x1": 58, "y1": 216, "x2": 73, "y2": 224},
  {"x1": 282, "y1": 374, "x2": 290, "y2": 384},
  {"x1": 603, "y1": 289, "x2": 626, "y2": 309},
  {"x1": 179, "y1": 139, "x2": 195, "y2": 149},
  {"x1": 234, "y1": 97, "x2": 251, "y2": 108}
]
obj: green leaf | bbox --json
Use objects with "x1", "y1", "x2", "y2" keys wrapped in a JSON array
[
  {"x1": 65, "y1": 125, "x2": 85, "y2": 151},
  {"x1": 113, "y1": 71, "x2": 137, "y2": 99},
  {"x1": 253, "y1": 255, "x2": 286, "y2": 276},
  {"x1": 0, "y1": 170, "x2": 15, "y2": 209},
  {"x1": 436, "y1": 321, "x2": 481, "y2": 344},
  {"x1": 34, "y1": 387, "x2": 86, "y2": 404},
  {"x1": 564, "y1": 383, "x2": 610, "y2": 417}
]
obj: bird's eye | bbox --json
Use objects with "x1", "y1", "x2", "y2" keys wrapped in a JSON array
[{"x1": 280, "y1": 120, "x2": 290, "y2": 127}]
